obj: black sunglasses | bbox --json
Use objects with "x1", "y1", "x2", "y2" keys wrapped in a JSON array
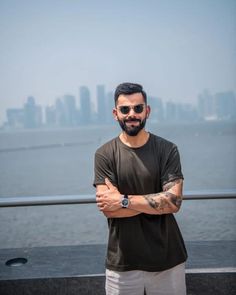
[{"x1": 118, "y1": 104, "x2": 145, "y2": 115}]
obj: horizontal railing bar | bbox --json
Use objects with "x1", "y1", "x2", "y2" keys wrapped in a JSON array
[
  {"x1": 183, "y1": 190, "x2": 236, "y2": 200},
  {"x1": 0, "y1": 190, "x2": 235, "y2": 208}
]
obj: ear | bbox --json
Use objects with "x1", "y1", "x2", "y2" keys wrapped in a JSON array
[
  {"x1": 112, "y1": 108, "x2": 118, "y2": 121},
  {"x1": 146, "y1": 105, "x2": 151, "y2": 118}
]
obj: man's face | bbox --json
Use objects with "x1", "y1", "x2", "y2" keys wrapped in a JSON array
[{"x1": 113, "y1": 93, "x2": 150, "y2": 136}]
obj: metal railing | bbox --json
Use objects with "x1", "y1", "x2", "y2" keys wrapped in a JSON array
[{"x1": 0, "y1": 189, "x2": 235, "y2": 208}]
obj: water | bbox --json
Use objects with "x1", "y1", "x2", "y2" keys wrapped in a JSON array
[{"x1": 0, "y1": 122, "x2": 236, "y2": 249}]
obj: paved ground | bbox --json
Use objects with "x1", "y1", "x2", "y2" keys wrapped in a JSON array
[{"x1": 0, "y1": 241, "x2": 235, "y2": 280}]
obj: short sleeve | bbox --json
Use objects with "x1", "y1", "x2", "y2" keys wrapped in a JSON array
[
  {"x1": 160, "y1": 145, "x2": 184, "y2": 187},
  {"x1": 93, "y1": 151, "x2": 117, "y2": 187}
]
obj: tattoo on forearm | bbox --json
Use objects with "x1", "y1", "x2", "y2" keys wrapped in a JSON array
[
  {"x1": 143, "y1": 193, "x2": 170, "y2": 211},
  {"x1": 163, "y1": 179, "x2": 182, "y2": 191},
  {"x1": 143, "y1": 178, "x2": 183, "y2": 211}
]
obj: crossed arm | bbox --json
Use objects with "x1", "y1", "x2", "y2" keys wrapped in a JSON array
[{"x1": 96, "y1": 178, "x2": 183, "y2": 218}]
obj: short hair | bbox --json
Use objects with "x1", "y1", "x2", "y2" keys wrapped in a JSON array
[{"x1": 114, "y1": 82, "x2": 147, "y2": 105}]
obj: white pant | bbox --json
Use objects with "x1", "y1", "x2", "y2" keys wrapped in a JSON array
[{"x1": 106, "y1": 263, "x2": 186, "y2": 295}]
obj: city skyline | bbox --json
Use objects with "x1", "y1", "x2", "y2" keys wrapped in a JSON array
[
  {"x1": 1, "y1": 0, "x2": 235, "y2": 124},
  {"x1": 3, "y1": 84, "x2": 235, "y2": 130}
]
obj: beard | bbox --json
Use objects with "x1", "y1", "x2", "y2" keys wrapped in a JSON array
[{"x1": 118, "y1": 117, "x2": 147, "y2": 136}]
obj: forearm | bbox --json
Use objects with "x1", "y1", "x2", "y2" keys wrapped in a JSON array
[
  {"x1": 129, "y1": 193, "x2": 180, "y2": 215},
  {"x1": 129, "y1": 179, "x2": 183, "y2": 215},
  {"x1": 103, "y1": 208, "x2": 141, "y2": 218}
]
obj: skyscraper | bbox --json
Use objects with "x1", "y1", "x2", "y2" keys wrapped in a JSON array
[
  {"x1": 106, "y1": 91, "x2": 115, "y2": 124},
  {"x1": 165, "y1": 101, "x2": 177, "y2": 122},
  {"x1": 79, "y1": 86, "x2": 92, "y2": 125},
  {"x1": 215, "y1": 91, "x2": 236, "y2": 120},
  {"x1": 148, "y1": 96, "x2": 164, "y2": 122},
  {"x1": 24, "y1": 96, "x2": 42, "y2": 128},
  {"x1": 197, "y1": 90, "x2": 215, "y2": 120},
  {"x1": 63, "y1": 95, "x2": 77, "y2": 126},
  {"x1": 97, "y1": 85, "x2": 107, "y2": 124}
]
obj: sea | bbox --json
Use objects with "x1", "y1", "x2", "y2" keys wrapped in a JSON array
[{"x1": 0, "y1": 121, "x2": 235, "y2": 249}]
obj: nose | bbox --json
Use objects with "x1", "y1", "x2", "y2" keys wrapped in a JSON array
[{"x1": 128, "y1": 108, "x2": 136, "y2": 116}]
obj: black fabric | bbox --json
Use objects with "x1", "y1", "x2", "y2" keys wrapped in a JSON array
[{"x1": 94, "y1": 133, "x2": 187, "y2": 271}]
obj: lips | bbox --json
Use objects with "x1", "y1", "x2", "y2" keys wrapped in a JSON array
[
  {"x1": 125, "y1": 119, "x2": 140, "y2": 126},
  {"x1": 124, "y1": 119, "x2": 141, "y2": 124}
]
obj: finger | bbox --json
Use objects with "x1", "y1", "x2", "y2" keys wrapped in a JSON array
[{"x1": 96, "y1": 191, "x2": 104, "y2": 197}]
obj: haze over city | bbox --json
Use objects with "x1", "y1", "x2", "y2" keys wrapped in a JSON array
[{"x1": 0, "y1": 0, "x2": 235, "y2": 125}]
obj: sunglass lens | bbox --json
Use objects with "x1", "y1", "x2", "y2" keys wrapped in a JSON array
[
  {"x1": 134, "y1": 105, "x2": 144, "y2": 113},
  {"x1": 120, "y1": 106, "x2": 130, "y2": 114}
]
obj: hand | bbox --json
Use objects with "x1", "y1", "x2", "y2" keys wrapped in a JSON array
[{"x1": 96, "y1": 178, "x2": 122, "y2": 212}]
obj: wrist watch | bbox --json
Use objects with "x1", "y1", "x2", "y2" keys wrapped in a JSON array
[{"x1": 121, "y1": 194, "x2": 129, "y2": 208}]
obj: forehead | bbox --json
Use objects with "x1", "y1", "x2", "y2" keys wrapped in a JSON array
[{"x1": 116, "y1": 93, "x2": 145, "y2": 106}]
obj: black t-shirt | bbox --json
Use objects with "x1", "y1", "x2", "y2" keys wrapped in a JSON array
[{"x1": 94, "y1": 133, "x2": 187, "y2": 271}]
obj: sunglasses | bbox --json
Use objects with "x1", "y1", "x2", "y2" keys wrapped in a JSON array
[{"x1": 117, "y1": 104, "x2": 145, "y2": 115}]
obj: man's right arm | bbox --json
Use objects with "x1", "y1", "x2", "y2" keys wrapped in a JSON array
[{"x1": 96, "y1": 184, "x2": 140, "y2": 218}]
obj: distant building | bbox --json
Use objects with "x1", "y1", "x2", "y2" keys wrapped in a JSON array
[
  {"x1": 45, "y1": 96, "x2": 78, "y2": 128},
  {"x1": 106, "y1": 91, "x2": 115, "y2": 124},
  {"x1": 198, "y1": 90, "x2": 216, "y2": 121},
  {"x1": 55, "y1": 98, "x2": 67, "y2": 127},
  {"x1": 97, "y1": 85, "x2": 107, "y2": 124},
  {"x1": 79, "y1": 86, "x2": 92, "y2": 125},
  {"x1": 165, "y1": 101, "x2": 178, "y2": 121},
  {"x1": 45, "y1": 105, "x2": 57, "y2": 127},
  {"x1": 6, "y1": 108, "x2": 25, "y2": 128},
  {"x1": 23, "y1": 96, "x2": 42, "y2": 128},
  {"x1": 215, "y1": 91, "x2": 236, "y2": 120},
  {"x1": 148, "y1": 96, "x2": 164, "y2": 122},
  {"x1": 176, "y1": 103, "x2": 198, "y2": 122},
  {"x1": 63, "y1": 95, "x2": 78, "y2": 126}
]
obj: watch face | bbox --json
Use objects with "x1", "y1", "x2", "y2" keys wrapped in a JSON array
[{"x1": 122, "y1": 198, "x2": 129, "y2": 208}]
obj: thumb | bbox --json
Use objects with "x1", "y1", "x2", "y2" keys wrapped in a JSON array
[{"x1": 105, "y1": 178, "x2": 115, "y2": 189}]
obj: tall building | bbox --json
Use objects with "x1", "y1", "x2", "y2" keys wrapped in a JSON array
[
  {"x1": 215, "y1": 91, "x2": 236, "y2": 120},
  {"x1": 197, "y1": 90, "x2": 215, "y2": 120},
  {"x1": 148, "y1": 96, "x2": 164, "y2": 122},
  {"x1": 63, "y1": 95, "x2": 77, "y2": 126},
  {"x1": 106, "y1": 91, "x2": 115, "y2": 124},
  {"x1": 79, "y1": 86, "x2": 92, "y2": 125},
  {"x1": 165, "y1": 101, "x2": 177, "y2": 121},
  {"x1": 97, "y1": 85, "x2": 107, "y2": 124},
  {"x1": 55, "y1": 98, "x2": 67, "y2": 127},
  {"x1": 23, "y1": 96, "x2": 42, "y2": 128},
  {"x1": 45, "y1": 105, "x2": 57, "y2": 127},
  {"x1": 45, "y1": 95, "x2": 78, "y2": 128}
]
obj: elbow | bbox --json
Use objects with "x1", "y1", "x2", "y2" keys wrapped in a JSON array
[
  {"x1": 173, "y1": 193, "x2": 183, "y2": 213},
  {"x1": 173, "y1": 199, "x2": 183, "y2": 213},
  {"x1": 173, "y1": 206, "x2": 180, "y2": 214}
]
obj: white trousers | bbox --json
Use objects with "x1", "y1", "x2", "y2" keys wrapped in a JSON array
[{"x1": 105, "y1": 263, "x2": 186, "y2": 295}]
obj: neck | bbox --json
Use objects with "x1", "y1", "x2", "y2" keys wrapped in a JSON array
[{"x1": 119, "y1": 129, "x2": 150, "y2": 148}]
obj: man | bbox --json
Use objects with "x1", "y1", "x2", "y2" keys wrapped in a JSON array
[{"x1": 94, "y1": 82, "x2": 187, "y2": 295}]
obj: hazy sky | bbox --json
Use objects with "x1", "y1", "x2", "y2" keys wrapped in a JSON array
[{"x1": 0, "y1": 0, "x2": 235, "y2": 124}]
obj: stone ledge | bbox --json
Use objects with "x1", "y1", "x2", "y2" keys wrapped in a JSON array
[{"x1": 0, "y1": 241, "x2": 235, "y2": 294}]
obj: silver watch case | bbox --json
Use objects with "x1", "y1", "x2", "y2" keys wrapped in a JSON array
[{"x1": 121, "y1": 195, "x2": 129, "y2": 208}]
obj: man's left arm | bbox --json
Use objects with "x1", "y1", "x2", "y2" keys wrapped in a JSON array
[{"x1": 129, "y1": 178, "x2": 183, "y2": 215}]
